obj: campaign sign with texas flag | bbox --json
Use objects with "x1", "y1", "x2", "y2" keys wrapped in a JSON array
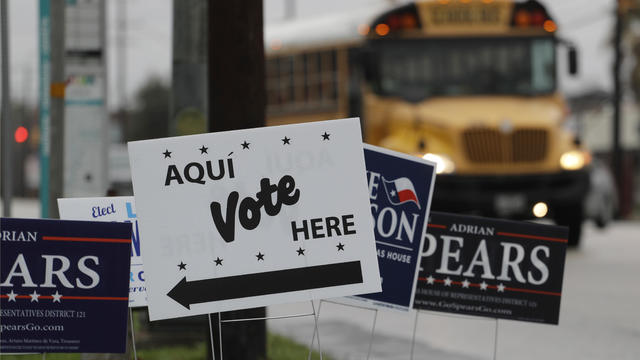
[
  {"x1": 347, "y1": 144, "x2": 436, "y2": 311},
  {"x1": 382, "y1": 177, "x2": 421, "y2": 209},
  {"x1": 0, "y1": 218, "x2": 131, "y2": 353},
  {"x1": 58, "y1": 196, "x2": 147, "y2": 308},
  {"x1": 127, "y1": 118, "x2": 381, "y2": 321},
  {"x1": 414, "y1": 212, "x2": 568, "y2": 324}
]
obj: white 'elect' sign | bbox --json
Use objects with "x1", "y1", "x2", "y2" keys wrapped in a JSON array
[
  {"x1": 128, "y1": 118, "x2": 381, "y2": 320},
  {"x1": 58, "y1": 196, "x2": 147, "y2": 307}
]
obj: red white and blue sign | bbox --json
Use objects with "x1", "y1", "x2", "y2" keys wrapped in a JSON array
[
  {"x1": 351, "y1": 144, "x2": 436, "y2": 311},
  {"x1": 0, "y1": 218, "x2": 132, "y2": 353}
]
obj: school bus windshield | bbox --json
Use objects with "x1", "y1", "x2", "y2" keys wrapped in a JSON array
[{"x1": 373, "y1": 36, "x2": 555, "y2": 101}]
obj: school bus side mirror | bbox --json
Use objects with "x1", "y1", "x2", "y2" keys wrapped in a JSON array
[{"x1": 568, "y1": 46, "x2": 578, "y2": 76}]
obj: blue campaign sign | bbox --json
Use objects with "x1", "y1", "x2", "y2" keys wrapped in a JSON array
[
  {"x1": 355, "y1": 144, "x2": 436, "y2": 311},
  {"x1": 58, "y1": 196, "x2": 147, "y2": 308},
  {"x1": 0, "y1": 218, "x2": 132, "y2": 353}
]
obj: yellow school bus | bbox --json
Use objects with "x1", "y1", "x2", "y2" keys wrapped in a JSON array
[{"x1": 265, "y1": 0, "x2": 590, "y2": 245}]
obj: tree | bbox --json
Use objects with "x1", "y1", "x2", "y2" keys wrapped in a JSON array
[{"x1": 126, "y1": 76, "x2": 171, "y2": 142}]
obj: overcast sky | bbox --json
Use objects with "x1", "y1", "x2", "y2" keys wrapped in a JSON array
[{"x1": 5, "y1": 0, "x2": 616, "y2": 109}]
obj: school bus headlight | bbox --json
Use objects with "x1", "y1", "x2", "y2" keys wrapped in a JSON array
[
  {"x1": 560, "y1": 150, "x2": 591, "y2": 170},
  {"x1": 532, "y1": 202, "x2": 548, "y2": 218},
  {"x1": 422, "y1": 153, "x2": 455, "y2": 174}
]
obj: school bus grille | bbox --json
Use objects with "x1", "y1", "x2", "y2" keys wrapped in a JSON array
[{"x1": 462, "y1": 128, "x2": 548, "y2": 163}]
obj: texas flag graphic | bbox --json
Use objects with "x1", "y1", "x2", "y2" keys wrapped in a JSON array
[{"x1": 382, "y1": 176, "x2": 420, "y2": 209}]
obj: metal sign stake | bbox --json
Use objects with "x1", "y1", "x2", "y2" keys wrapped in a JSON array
[
  {"x1": 208, "y1": 313, "x2": 217, "y2": 360},
  {"x1": 308, "y1": 300, "x2": 324, "y2": 360},
  {"x1": 366, "y1": 309, "x2": 378, "y2": 360},
  {"x1": 129, "y1": 308, "x2": 138, "y2": 360},
  {"x1": 493, "y1": 318, "x2": 499, "y2": 360},
  {"x1": 410, "y1": 310, "x2": 419, "y2": 360}
]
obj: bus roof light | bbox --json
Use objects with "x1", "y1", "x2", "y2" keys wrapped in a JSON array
[
  {"x1": 511, "y1": 1, "x2": 554, "y2": 30},
  {"x1": 358, "y1": 24, "x2": 370, "y2": 36},
  {"x1": 370, "y1": 3, "x2": 421, "y2": 36},
  {"x1": 543, "y1": 20, "x2": 557, "y2": 33},
  {"x1": 531, "y1": 11, "x2": 546, "y2": 26},
  {"x1": 514, "y1": 10, "x2": 531, "y2": 27},
  {"x1": 375, "y1": 23, "x2": 390, "y2": 36},
  {"x1": 388, "y1": 15, "x2": 401, "y2": 30},
  {"x1": 270, "y1": 39, "x2": 282, "y2": 51},
  {"x1": 401, "y1": 14, "x2": 417, "y2": 29}
]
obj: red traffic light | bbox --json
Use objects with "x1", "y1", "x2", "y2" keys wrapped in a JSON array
[{"x1": 14, "y1": 126, "x2": 28, "y2": 143}]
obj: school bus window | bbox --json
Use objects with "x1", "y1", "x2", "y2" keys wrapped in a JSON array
[
  {"x1": 293, "y1": 54, "x2": 305, "y2": 107},
  {"x1": 374, "y1": 37, "x2": 555, "y2": 100},
  {"x1": 266, "y1": 59, "x2": 280, "y2": 108},
  {"x1": 305, "y1": 52, "x2": 319, "y2": 105},
  {"x1": 279, "y1": 56, "x2": 294, "y2": 106},
  {"x1": 320, "y1": 50, "x2": 338, "y2": 105},
  {"x1": 266, "y1": 49, "x2": 341, "y2": 116}
]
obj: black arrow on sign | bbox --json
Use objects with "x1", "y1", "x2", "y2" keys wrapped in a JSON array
[{"x1": 167, "y1": 261, "x2": 363, "y2": 309}]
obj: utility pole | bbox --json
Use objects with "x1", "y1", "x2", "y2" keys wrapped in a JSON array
[
  {"x1": 613, "y1": 0, "x2": 627, "y2": 217},
  {"x1": 170, "y1": 0, "x2": 208, "y2": 136},
  {"x1": 1, "y1": 0, "x2": 12, "y2": 216},
  {"x1": 117, "y1": 0, "x2": 127, "y2": 138},
  {"x1": 49, "y1": 0, "x2": 65, "y2": 218},
  {"x1": 208, "y1": 1, "x2": 267, "y2": 359}
]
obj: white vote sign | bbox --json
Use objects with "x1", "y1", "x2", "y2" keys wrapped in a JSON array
[
  {"x1": 128, "y1": 118, "x2": 381, "y2": 320},
  {"x1": 58, "y1": 196, "x2": 147, "y2": 308}
]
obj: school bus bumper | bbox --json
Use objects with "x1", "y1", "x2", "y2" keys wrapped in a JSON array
[{"x1": 430, "y1": 169, "x2": 590, "y2": 219}]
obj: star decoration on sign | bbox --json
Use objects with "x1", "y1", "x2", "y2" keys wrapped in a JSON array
[
  {"x1": 296, "y1": 247, "x2": 305, "y2": 256},
  {"x1": 444, "y1": 277, "x2": 452, "y2": 286},
  {"x1": 336, "y1": 243, "x2": 345, "y2": 251},
  {"x1": 52, "y1": 291, "x2": 63, "y2": 303},
  {"x1": 426, "y1": 275, "x2": 435, "y2": 285},
  {"x1": 199, "y1": 145, "x2": 209, "y2": 154},
  {"x1": 480, "y1": 281, "x2": 488, "y2": 291},
  {"x1": 30, "y1": 290, "x2": 40, "y2": 302},
  {"x1": 178, "y1": 262, "x2": 187, "y2": 271},
  {"x1": 461, "y1": 279, "x2": 470, "y2": 288},
  {"x1": 282, "y1": 136, "x2": 291, "y2": 145},
  {"x1": 214, "y1": 257, "x2": 223, "y2": 266},
  {"x1": 497, "y1": 283, "x2": 506, "y2": 292},
  {"x1": 390, "y1": 190, "x2": 396, "y2": 196},
  {"x1": 256, "y1": 252, "x2": 265, "y2": 261},
  {"x1": 321, "y1": 132, "x2": 331, "y2": 140},
  {"x1": 163, "y1": 149, "x2": 172, "y2": 158},
  {"x1": 7, "y1": 290, "x2": 17, "y2": 302},
  {"x1": 241, "y1": 141, "x2": 250, "y2": 149}
]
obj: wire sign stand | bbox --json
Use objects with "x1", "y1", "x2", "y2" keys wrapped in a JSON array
[
  {"x1": 208, "y1": 301, "x2": 322, "y2": 360},
  {"x1": 308, "y1": 299, "x2": 380, "y2": 360},
  {"x1": 409, "y1": 310, "x2": 500, "y2": 360}
]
